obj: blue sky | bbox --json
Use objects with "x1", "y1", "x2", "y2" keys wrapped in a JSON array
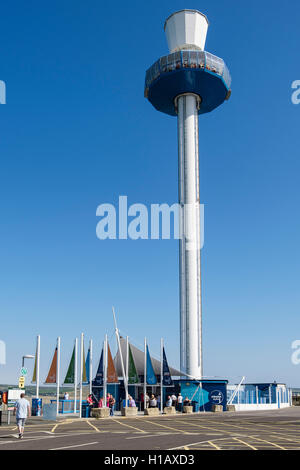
[{"x1": 1, "y1": 0, "x2": 300, "y2": 386}]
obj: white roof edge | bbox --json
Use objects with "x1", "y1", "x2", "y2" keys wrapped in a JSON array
[{"x1": 164, "y1": 9, "x2": 209, "y2": 31}]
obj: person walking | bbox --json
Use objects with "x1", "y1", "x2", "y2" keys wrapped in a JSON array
[{"x1": 13, "y1": 393, "x2": 31, "y2": 439}]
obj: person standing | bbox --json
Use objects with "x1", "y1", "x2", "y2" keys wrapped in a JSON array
[
  {"x1": 166, "y1": 396, "x2": 172, "y2": 407},
  {"x1": 149, "y1": 394, "x2": 157, "y2": 408},
  {"x1": 145, "y1": 393, "x2": 150, "y2": 409},
  {"x1": 109, "y1": 394, "x2": 116, "y2": 416},
  {"x1": 177, "y1": 393, "x2": 183, "y2": 412},
  {"x1": 13, "y1": 393, "x2": 31, "y2": 439},
  {"x1": 157, "y1": 395, "x2": 161, "y2": 410},
  {"x1": 171, "y1": 393, "x2": 177, "y2": 408}
]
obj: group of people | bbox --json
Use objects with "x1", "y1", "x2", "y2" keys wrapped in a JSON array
[
  {"x1": 165, "y1": 393, "x2": 192, "y2": 412},
  {"x1": 87, "y1": 393, "x2": 116, "y2": 416},
  {"x1": 141, "y1": 392, "x2": 191, "y2": 412}
]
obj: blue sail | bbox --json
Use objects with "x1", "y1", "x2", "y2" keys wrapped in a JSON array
[
  {"x1": 146, "y1": 345, "x2": 157, "y2": 385},
  {"x1": 162, "y1": 347, "x2": 173, "y2": 386},
  {"x1": 92, "y1": 349, "x2": 103, "y2": 387}
]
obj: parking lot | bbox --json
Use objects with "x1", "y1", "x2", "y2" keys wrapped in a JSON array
[{"x1": 1, "y1": 407, "x2": 300, "y2": 450}]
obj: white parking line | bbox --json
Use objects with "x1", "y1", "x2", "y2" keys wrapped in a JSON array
[{"x1": 50, "y1": 442, "x2": 99, "y2": 450}]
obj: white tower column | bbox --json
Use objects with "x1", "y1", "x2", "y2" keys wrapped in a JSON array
[{"x1": 177, "y1": 93, "x2": 202, "y2": 379}]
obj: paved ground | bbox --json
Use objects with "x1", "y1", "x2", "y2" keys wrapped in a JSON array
[{"x1": 1, "y1": 407, "x2": 300, "y2": 450}]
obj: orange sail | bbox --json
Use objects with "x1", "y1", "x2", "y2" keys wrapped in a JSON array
[
  {"x1": 107, "y1": 343, "x2": 119, "y2": 383},
  {"x1": 45, "y1": 347, "x2": 57, "y2": 384}
]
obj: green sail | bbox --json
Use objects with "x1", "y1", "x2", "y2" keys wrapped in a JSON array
[
  {"x1": 128, "y1": 345, "x2": 139, "y2": 384},
  {"x1": 64, "y1": 345, "x2": 75, "y2": 384}
]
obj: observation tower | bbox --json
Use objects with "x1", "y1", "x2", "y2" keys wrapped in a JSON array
[{"x1": 144, "y1": 10, "x2": 231, "y2": 379}]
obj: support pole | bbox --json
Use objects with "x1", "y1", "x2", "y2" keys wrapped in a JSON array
[
  {"x1": 103, "y1": 335, "x2": 107, "y2": 408},
  {"x1": 160, "y1": 338, "x2": 163, "y2": 414},
  {"x1": 56, "y1": 337, "x2": 61, "y2": 416},
  {"x1": 79, "y1": 333, "x2": 83, "y2": 418},
  {"x1": 125, "y1": 336, "x2": 129, "y2": 408},
  {"x1": 36, "y1": 335, "x2": 40, "y2": 399},
  {"x1": 74, "y1": 338, "x2": 78, "y2": 414},
  {"x1": 112, "y1": 307, "x2": 128, "y2": 405},
  {"x1": 144, "y1": 337, "x2": 147, "y2": 411},
  {"x1": 89, "y1": 339, "x2": 93, "y2": 396},
  {"x1": 177, "y1": 93, "x2": 202, "y2": 380}
]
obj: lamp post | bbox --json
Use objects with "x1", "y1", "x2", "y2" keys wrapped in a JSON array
[{"x1": 21, "y1": 355, "x2": 34, "y2": 368}]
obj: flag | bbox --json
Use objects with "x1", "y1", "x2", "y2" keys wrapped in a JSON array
[
  {"x1": 92, "y1": 349, "x2": 103, "y2": 387},
  {"x1": 45, "y1": 347, "x2": 58, "y2": 384},
  {"x1": 162, "y1": 347, "x2": 173, "y2": 386},
  {"x1": 64, "y1": 345, "x2": 75, "y2": 384},
  {"x1": 107, "y1": 343, "x2": 118, "y2": 383},
  {"x1": 85, "y1": 348, "x2": 90, "y2": 385},
  {"x1": 146, "y1": 345, "x2": 157, "y2": 385},
  {"x1": 32, "y1": 343, "x2": 38, "y2": 384},
  {"x1": 128, "y1": 345, "x2": 139, "y2": 384},
  {"x1": 82, "y1": 344, "x2": 87, "y2": 384}
]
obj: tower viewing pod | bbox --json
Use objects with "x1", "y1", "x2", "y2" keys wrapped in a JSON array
[{"x1": 145, "y1": 10, "x2": 231, "y2": 379}]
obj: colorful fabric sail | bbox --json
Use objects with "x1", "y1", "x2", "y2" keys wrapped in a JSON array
[
  {"x1": 128, "y1": 345, "x2": 139, "y2": 384},
  {"x1": 45, "y1": 347, "x2": 58, "y2": 384},
  {"x1": 107, "y1": 343, "x2": 119, "y2": 383},
  {"x1": 84, "y1": 348, "x2": 90, "y2": 385},
  {"x1": 146, "y1": 345, "x2": 157, "y2": 385},
  {"x1": 82, "y1": 344, "x2": 87, "y2": 384},
  {"x1": 31, "y1": 343, "x2": 38, "y2": 384},
  {"x1": 162, "y1": 347, "x2": 173, "y2": 386},
  {"x1": 64, "y1": 345, "x2": 75, "y2": 384},
  {"x1": 92, "y1": 349, "x2": 103, "y2": 387}
]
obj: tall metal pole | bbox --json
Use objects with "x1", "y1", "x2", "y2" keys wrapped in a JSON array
[
  {"x1": 89, "y1": 339, "x2": 93, "y2": 396},
  {"x1": 143, "y1": 337, "x2": 147, "y2": 410},
  {"x1": 56, "y1": 337, "x2": 61, "y2": 416},
  {"x1": 103, "y1": 335, "x2": 107, "y2": 408},
  {"x1": 177, "y1": 93, "x2": 202, "y2": 380},
  {"x1": 160, "y1": 338, "x2": 163, "y2": 414},
  {"x1": 36, "y1": 335, "x2": 40, "y2": 399},
  {"x1": 112, "y1": 307, "x2": 128, "y2": 402},
  {"x1": 79, "y1": 333, "x2": 83, "y2": 418},
  {"x1": 74, "y1": 338, "x2": 78, "y2": 414},
  {"x1": 125, "y1": 336, "x2": 129, "y2": 408}
]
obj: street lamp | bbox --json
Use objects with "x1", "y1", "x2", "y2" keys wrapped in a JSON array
[{"x1": 22, "y1": 355, "x2": 34, "y2": 368}]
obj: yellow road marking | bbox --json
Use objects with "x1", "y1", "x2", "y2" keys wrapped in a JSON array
[
  {"x1": 51, "y1": 424, "x2": 59, "y2": 433},
  {"x1": 234, "y1": 438, "x2": 257, "y2": 450},
  {"x1": 175, "y1": 419, "x2": 229, "y2": 435},
  {"x1": 249, "y1": 435, "x2": 286, "y2": 450},
  {"x1": 112, "y1": 419, "x2": 146, "y2": 433},
  {"x1": 208, "y1": 441, "x2": 221, "y2": 450},
  {"x1": 144, "y1": 420, "x2": 189, "y2": 434},
  {"x1": 86, "y1": 420, "x2": 101, "y2": 433}
]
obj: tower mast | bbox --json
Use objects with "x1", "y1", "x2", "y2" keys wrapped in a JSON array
[{"x1": 145, "y1": 9, "x2": 231, "y2": 379}]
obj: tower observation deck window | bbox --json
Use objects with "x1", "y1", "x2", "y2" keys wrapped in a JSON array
[
  {"x1": 197, "y1": 51, "x2": 205, "y2": 69},
  {"x1": 189, "y1": 51, "x2": 198, "y2": 68},
  {"x1": 205, "y1": 52, "x2": 224, "y2": 75},
  {"x1": 182, "y1": 51, "x2": 189, "y2": 68},
  {"x1": 145, "y1": 50, "x2": 231, "y2": 93},
  {"x1": 160, "y1": 56, "x2": 168, "y2": 73},
  {"x1": 222, "y1": 65, "x2": 231, "y2": 89}
]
